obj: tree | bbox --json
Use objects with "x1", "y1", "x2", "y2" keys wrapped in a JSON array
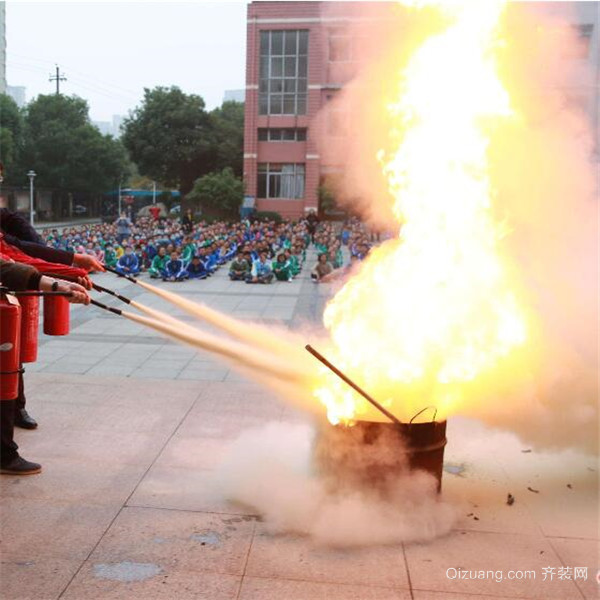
[
  {"x1": 19, "y1": 94, "x2": 129, "y2": 193},
  {"x1": 186, "y1": 167, "x2": 243, "y2": 218},
  {"x1": 208, "y1": 101, "x2": 244, "y2": 177},
  {"x1": 0, "y1": 95, "x2": 24, "y2": 184},
  {"x1": 121, "y1": 86, "x2": 213, "y2": 196}
]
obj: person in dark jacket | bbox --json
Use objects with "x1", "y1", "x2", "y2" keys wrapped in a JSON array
[
  {"x1": 162, "y1": 250, "x2": 188, "y2": 281},
  {"x1": 0, "y1": 259, "x2": 89, "y2": 475},
  {"x1": 187, "y1": 255, "x2": 208, "y2": 280},
  {"x1": 181, "y1": 208, "x2": 194, "y2": 234},
  {"x1": 0, "y1": 209, "x2": 102, "y2": 429},
  {"x1": 305, "y1": 210, "x2": 319, "y2": 244},
  {"x1": 0, "y1": 208, "x2": 103, "y2": 273},
  {"x1": 229, "y1": 251, "x2": 250, "y2": 281}
]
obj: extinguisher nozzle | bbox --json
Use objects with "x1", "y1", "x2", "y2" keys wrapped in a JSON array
[
  {"x1": 90, "y1": 299, "x2": 123, "y2": 316},
  {"x1": 92, "y1": 283, "x2": 131, "y2": 305}
]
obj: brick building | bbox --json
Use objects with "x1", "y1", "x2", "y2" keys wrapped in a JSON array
[
  {"x1": 243, "y1": 1, "x2": 368, "y2": 219},
  {"x1": 243, "y1": 1, "x2": 599, "y2": 219}
]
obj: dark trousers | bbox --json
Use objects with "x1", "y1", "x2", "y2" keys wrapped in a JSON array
[
  {"x1": 17, "y1": 368, "x2": 25, "y2": 411},
  {"x1": 0, "y1": 399, "x2": 19, "y2": 464},
  {"x1": 229, "y1": 271, "x2": 247, "y2": 281}
]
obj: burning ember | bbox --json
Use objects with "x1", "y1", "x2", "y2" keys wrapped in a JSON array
[{"x1": 313, "y1": 0, "x2": 528, "y2": 426}]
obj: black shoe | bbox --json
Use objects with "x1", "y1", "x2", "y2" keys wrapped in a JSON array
[
  {"x1": 15, "y1": 408, "x2": 38, "y2": 430},
  {"x1": 0, "y1": 456, "x2": 42, "y2": 475}
]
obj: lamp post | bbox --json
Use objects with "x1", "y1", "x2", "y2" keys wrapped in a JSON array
[
  {"x1": 152, "y1": 180, "x2": 156, "y2": 205},
  {"x1": 27, "y1": 170, "x2": 36, "y2": 226}
]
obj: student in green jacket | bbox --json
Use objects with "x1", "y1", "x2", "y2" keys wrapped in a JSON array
[
  {"x1": 329, "y1": 249, "x2": 342, "y2": 270},
  {"x1": 273, "y1": 253, "x2": 293, "y2": 282},
  {"x1": 181, "y1": 237, "x2": 196, "y2": 265},
  {"x1": 149, "y1": 246, "x2": 169, "y2": 278},
  {"x1": 104, "y1": 244, "x2": 118, "y2": 268},
  {"x1": 285, "y1": 249, "x2": 301, "y2": 277},
  {"x1": 295, "y1": 244, "x2": 306, "y2": 265}
]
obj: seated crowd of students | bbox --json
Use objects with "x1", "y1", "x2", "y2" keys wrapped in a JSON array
[
  {"x1": 42, "y1": 216, "x2": 313, "y2": 283},
  {"x1": 41, "y1": 214, "x2": 379, "y2": 284}
]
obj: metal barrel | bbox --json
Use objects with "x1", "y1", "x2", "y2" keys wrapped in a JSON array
[
  {"x1": 394, "y1": 420, "x2": 447, "y2": 492},
  {"x1": 313, "y1": 419, "x2": 448, "y2": 494}
]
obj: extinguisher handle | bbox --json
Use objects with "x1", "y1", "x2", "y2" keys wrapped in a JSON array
[
  {"x1": 0, "y1": 284, "x2": 74, "y2": 298},
  {"x1": 11, "y1": 291, "x2": 74, "y2": 297}
]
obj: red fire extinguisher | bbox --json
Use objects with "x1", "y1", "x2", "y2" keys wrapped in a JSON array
[
  {"x1": 0, "y1": 292, "x2": 22, "y2": 400},
  {"x1": 18, "y1": 294, "x2": 39, "y2": 363},
  {"x1": 43, "y1": 294, "x2": 70, "y2": 336}
]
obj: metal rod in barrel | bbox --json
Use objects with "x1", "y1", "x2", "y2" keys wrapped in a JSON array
[{"x1": 305, "y1": 344, "x2": 403, "y2": 426}]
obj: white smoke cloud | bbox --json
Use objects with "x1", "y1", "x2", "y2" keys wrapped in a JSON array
[{"x1": 216, "y1": 421, "x2": 458, "y2": 547}]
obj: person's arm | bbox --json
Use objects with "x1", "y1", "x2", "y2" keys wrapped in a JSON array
[
  {"x1": 0, "y1": 259, "x2": 89, "y2": 304},
  {"x1": 0, "y1": 209, "x2": 44, "y2": 244},
  {"x1": 0, "y1": 259, "x2": 42, "y2": 291},
  {"x1": 17, "y1": 238, "x2": 104, "y2": 272},
  {"x1": 7, "y1": 237, "x2": 75, "y2": 265}
]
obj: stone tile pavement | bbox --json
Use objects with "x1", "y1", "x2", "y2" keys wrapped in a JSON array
[{"x1": 0, "y1": 254, "x2": 597, "y2": 599}]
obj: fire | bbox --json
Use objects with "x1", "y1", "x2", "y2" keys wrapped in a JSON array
[{"x1": 314, "y1": 0, "x2": 528, "y2": 425}]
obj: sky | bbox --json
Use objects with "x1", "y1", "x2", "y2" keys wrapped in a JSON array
[{"x1": 5, "y1": 1, "x2": 248, "y2": 123}]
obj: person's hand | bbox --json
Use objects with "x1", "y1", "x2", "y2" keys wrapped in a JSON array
[
  {"x1": 58, "y1": 280, "x2": 90, "y2": 304},
  {"x1": 39, "y1": 277, "x2": 90, "y2": 305},
  {"x1": 77, "y1": 275, "x2": 93, "y2": 290},
  {"x1": 73, "y1": 253, "x2": 105, "y2": 273}
]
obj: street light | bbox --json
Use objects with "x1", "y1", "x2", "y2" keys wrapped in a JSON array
[{"x1": 27, "y1": 170, "x2": 36, "y2": 226}]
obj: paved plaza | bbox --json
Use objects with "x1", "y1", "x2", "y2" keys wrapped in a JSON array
[{"x1": 0, "y1": 257, "x2": 597, "y2": 600}]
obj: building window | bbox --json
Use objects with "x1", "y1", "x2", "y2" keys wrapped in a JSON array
[
  {"x1": 258, "y1": 128, "x2": 307, "y2": 142},
  {"x1": 257, "y1": 163, "x2": 305, "y2": 199},
  {"x1": 259, "y1": 30, "x2": 308, "y2": 115}
]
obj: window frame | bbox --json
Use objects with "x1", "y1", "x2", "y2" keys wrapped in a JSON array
[
  {"x1": 257, "y1": 163, "x2": 306, "y2": 199},
  {"x1": 257, "y1": 128, "x2": 308, "y2": 142},
  {"x1": 259, "y1": 30, "x2": 309, "y2": 116}
]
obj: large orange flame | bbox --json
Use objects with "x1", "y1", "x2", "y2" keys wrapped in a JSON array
[{"x1": 313, "y1": 0, "x2": 529, "y2": 425}]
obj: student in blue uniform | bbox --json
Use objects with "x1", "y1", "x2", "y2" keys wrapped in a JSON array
[
  {"x1": 204, "y1": 247, "x2": 219, "y2": 274},
  {"x1": 187, "y1": 255, "x2": 208, "y2": 280},
  {"x1": 116, "y1": 246, "x2": 140, "y2": 276},
  {"x1": 247, "y1": 251, "x2": 273, "y2": 284},
  {"x1": 162, "y1": 250, "x2": 188, "y2": 282}
]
